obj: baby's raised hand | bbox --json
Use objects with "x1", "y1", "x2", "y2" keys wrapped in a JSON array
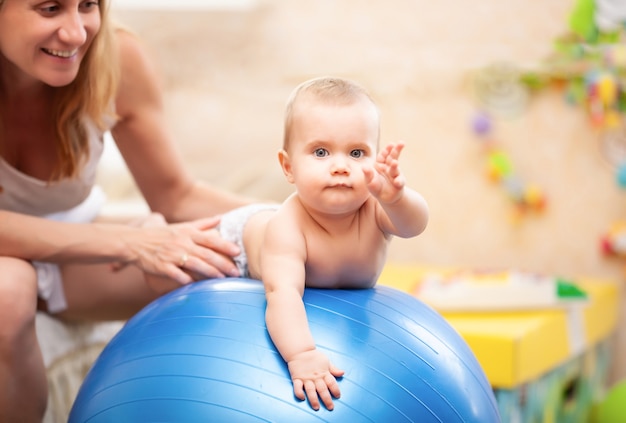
[
  {"x1": 363, "y1": 142, "x2": 407, "y2": 205},
  {"x1": 287, "y1": 349, "x2": 344, "y2": 411}
]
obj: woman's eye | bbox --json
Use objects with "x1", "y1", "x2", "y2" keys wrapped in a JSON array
[
  {"x1": 82, "y1": 1, "x2": 100, "y2": 10},
  {"x1": 39, "y1": 4, "x2": 59, "y2": 14},
  {"x1": 350, "y1": 149, "x2": 365, "y2": 158},
  {"x1": 314, "y1": 148, "x2": 328, "y2": 157}
]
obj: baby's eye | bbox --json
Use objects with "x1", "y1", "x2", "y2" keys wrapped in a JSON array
[
  {"x1": 313, "y1": 148, "x2": 328, "y2": 157},
  {"x1": 350, "y1": 149, "x2": 365, "y2": 159}
]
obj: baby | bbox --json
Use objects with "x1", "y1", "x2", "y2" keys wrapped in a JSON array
[
  {"x1": 148, "y1": 76, "x2": 429, "y2": 411},
  {"x1": 225, "y1": 76, "x2": 428, "y2": 411}
]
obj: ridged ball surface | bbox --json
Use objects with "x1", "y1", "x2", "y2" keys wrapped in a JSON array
[{"x1": 70, "y1": 278, "x2": 500, "y2": 422}]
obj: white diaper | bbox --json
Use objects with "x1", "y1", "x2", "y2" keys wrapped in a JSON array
[
  {"x1": 34, "y1": 186, "x2": 107, "y2": 313},
  {"x1": 218, "y1": 203, "x2": 279, "y2": 278}
]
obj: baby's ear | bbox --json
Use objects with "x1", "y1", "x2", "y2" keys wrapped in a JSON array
[{"x1": 278, "y1": 149, "x2": 295, "y2": 184}]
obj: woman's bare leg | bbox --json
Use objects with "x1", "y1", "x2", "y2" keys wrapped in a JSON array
[
  {"x1": 0, "y1": 256, "x2": 179, "y2": 421},
  {"x1": 0, "y1": 257, "x2": 48, "y2": 423},
  {"x1": 57, "y1": 262, "x2": 164, "y2": 322}
]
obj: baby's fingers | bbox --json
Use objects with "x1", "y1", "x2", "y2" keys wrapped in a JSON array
[
  {"x1": 325, "y1": 372, "x2": 342, "y2": 402},
  {"x1": 385, "y1": 141, "x2": 405, "y2": 161},
  {"x1": 315, "y1": 378, "x2": 335, "y2": 411},
  {"x1": 293, "y1": 378, "x2": 306, "y2": 401},
  {"x1": 303, "y1": 380, "x2": 321, "y2": 411},
  {"x1": 362, "y1": 165, "x2": 376, "y2": 184}
]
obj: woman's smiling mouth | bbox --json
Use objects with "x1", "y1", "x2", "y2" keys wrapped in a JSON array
[{"x1": 42, "y1": 48, "x2": 78, "y2": 58}]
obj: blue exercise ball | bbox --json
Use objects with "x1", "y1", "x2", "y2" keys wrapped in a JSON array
[{"x1": 69, "y1": 278, "x2": 500, "y2": 422}]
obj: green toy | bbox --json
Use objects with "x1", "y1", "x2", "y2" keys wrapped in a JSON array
[{"x1": 591, "y1": 379, "x2": 626, "y2": 422}]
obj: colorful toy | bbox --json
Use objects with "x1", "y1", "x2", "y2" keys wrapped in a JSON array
[
  {"x1": 469, "y1": 0, "x2": 626, "y2": 222},
  {"x1": 617, "y1": 162, "x2": 626, "y2": 188},
  {"x1": 471, "y1": 62, "x2": 529, "y2": 118},
  {"x1": 69, "y1": 278, "x2": 501, "y2": 423},
  {"x1": 414, "y1": 269, "x2": 587, "y2": 311},
  {"x1": 600, "y1": 220, "x2": 626, "y2": 256},
  {"x1": 519, "y1": 0, "x2": 626, "y2": 189},
  {"x1": 473, "y1": 0, "x2": 626, "y2": 243},
  {"x1": 471, "y1": 111, "x2": 547, "y2": 221},
  {"x1": 590, "y1": 379, "x2": 626, "y2": 423}
]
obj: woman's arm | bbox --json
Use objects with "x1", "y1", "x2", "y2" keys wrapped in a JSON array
[
  {"x1": 0, "y1": 210, "x2": 236, "y2": 282},
  {"x1": 0, "y1": 210, "x2": 130, "y2": 263},
  {"x1": 111, "y1": 29, "x2": 251, "y2": 223}
]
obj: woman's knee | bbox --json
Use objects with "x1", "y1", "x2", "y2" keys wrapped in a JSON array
[{"x1": 0, "y1": 257, "x2": 38, "y2": 336}]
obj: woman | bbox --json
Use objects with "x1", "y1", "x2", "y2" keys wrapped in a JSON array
[{"x1": 0, "y1": 0, "x2": 250, "y2": 421}]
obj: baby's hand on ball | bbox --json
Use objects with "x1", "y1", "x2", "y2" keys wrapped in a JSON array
[{"x1": 288, "y1": 350, "x2": 344, "y2": 411}]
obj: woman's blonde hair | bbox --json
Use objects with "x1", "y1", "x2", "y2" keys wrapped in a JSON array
[
  {"x1": 54, "y1": 0, "x2": 120, "y2": 179},
  {"x1": 0, "y1": 0, "x2": 120, "y2": 179}
]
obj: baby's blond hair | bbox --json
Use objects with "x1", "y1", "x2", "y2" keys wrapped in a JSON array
[{"x1": 283, "y1": 76, "x2": 379, "y2": 151}]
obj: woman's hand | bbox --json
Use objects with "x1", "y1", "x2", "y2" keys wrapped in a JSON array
[{"x1": 114, "y1": 214, "x2": 240, "y2": 287}]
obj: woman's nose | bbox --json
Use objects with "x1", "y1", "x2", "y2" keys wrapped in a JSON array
[{"x1": 58, "y1": 11, "x2": 87, "y2": 45}]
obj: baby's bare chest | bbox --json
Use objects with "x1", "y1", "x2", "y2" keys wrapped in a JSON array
[{"x1": 304, "y1": 229, "x2": 388, "y2": 288}]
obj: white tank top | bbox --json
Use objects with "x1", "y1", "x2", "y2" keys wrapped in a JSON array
[{"x1": 0, "y1": 120, "x2": 105, "y2": 216}]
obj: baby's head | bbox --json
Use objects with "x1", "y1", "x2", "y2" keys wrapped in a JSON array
[
  {"x1": 282, "y1": 76, "x2": 380, "y2": 153},
  {"x1": 278, "y1": 77, "x2": 381, "y2": 214}
]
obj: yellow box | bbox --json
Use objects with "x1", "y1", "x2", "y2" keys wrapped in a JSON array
[{"x1": 378, "y1": 264, "x2": 620, "y2": 389}]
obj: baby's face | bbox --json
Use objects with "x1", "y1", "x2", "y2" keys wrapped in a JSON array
[{"x1": 283, "y1": 99, "x2": 380, "y2": 215}]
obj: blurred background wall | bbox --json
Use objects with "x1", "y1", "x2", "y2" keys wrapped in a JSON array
[{"x1": 104, "y1": 0, "x2": 626, "y2": 376}]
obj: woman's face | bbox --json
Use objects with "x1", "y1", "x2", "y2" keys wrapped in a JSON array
[{"x1": 0, "y1": 0, "x2": 101, "y2": 88}]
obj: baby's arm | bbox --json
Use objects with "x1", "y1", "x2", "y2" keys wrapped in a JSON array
[
  {"x1": 261, "y1": 216, "x2": 344, "y2": 411},
  {"x1": 363, "y1": 142, "x2": 429, "y2": 238}
]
